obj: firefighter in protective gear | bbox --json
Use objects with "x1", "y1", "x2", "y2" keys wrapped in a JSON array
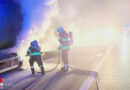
[
  {"x1": 57, "y1": 26, "x2": 73, "y2": 72},
  {"x1": 26, "y1": 40, "x2": 45, "y2": 75}
]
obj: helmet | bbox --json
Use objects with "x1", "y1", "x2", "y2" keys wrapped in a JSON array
[
  {"x1": 31, "y1": 41, "x2": 34, "y2": 47},
  {"x1": 57, "y1": 27, "x2": 64, "y2": 32},
  {"x1": 31, "y1": 40, "x2": 38, "y2": 49}
]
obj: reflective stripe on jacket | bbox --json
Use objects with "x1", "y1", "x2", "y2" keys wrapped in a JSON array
[{"x1": 27, "y1": 47, "x2": 41, "y2": 56}]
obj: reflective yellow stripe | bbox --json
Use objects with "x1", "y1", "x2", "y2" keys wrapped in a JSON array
[
  {"x1": 39, "y1": 65, "x2": 43, "y2": 68},
  {"x1": 30, "y1": 66, "x2": 34, "y2": 68},
  {"x1": 31, "y1": 52, "x2": 41, "y2": 56},
  {"x1": 62, "y1": 46, "x2": 69, "y2": 50},
  {"x1": 28, "y1": 49, "x2": 31, "y2": 53},
  {"x1": 62, "y1": 38, "x2": 67, "y2": 41}
]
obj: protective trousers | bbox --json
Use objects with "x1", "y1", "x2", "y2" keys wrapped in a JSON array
[
  {"x1": 61, "y1": 49, "x2": 69, "y2": 66},
  {"x1": 29, "y1": 55, "x2": 44, "y2": 75}
]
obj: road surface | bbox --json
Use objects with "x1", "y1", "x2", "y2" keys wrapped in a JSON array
[
  {"x1": 1, "y1": 46, "x2": 107, "y2": 90},
  {"x1": 99, "y1": 34, "x2": 130, "y2": 90},
  {"x1": 2, "y1": 34, "x2": 129, "y2": 90}
]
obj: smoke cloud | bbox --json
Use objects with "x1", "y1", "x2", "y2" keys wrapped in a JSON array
[{"x1": 3, "y1": 0, "x2": 129, "y2": 69}]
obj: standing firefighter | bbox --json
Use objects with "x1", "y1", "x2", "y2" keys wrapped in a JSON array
[
  {"x1": 57, "y1": 27, "x2": 73, "y2": 72},
  {"x1": 26, "y1": 40, "x2": 45, "y2": 75}
]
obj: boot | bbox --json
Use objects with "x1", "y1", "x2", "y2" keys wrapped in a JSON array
[
  {"x1": 31, "y1": 68, "x2": 35, "y2": 74},
  {"x1": 61, "y1": 67, "x2": 68, "y2": 72},
  {"x1": 40, "y1": 67, "x2": 45, "y2": 75}
]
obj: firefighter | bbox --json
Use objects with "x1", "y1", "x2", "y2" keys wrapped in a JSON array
[
  {"x1": 57, "y1": 27, "x2": 73, "y2": 72},
  {"x1": 26, "y1": 40, "x2": 45, "y2": 75}
]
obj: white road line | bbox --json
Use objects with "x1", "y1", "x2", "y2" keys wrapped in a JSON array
[{"x1": 80, "y1": 37, "x2": 120, "y2": 90}]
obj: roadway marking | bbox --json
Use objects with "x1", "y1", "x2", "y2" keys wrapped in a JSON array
[{"x1": 80, "y1": 37, "x2": 120, "y2": 90}]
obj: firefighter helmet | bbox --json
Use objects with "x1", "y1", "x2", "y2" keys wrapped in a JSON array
[{"x1": 57, "y1": 27, "x2": 64, "y2": 32}]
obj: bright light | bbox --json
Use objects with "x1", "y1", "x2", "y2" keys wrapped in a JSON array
[
  {"x1": 76, "y1": 26, "x2": 120, "y2": 46},
  {"x1": 103, "y1": 30, "x2": 113, "y2": 39},
  {"x1": 119, "y1": 35, "x2": 129, "y2": 60},
  {"x1": 123, "y1": 30, "x2": 128, "y2": 35},
  {"x1": 91, "y1": 31, "x2": 98, "y2": 38}
]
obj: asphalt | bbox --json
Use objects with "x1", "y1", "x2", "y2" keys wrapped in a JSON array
[
  {"x1": 0, "y1": 46, "x2": 107, "y2": 90},
  {"x1": 98, "y1": 35, "x2": 130, "y2": 90}
]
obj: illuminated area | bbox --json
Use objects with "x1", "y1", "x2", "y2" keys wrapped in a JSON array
[
  {"x1": 120, "y1": 35, "x2": 129, "y2": 60},
  {"x1": 120, "y1": 24, "x2": 129, "y2": 60},
  {"x1": 2, "y1": 0, "x2": 122, "y2": 70}
]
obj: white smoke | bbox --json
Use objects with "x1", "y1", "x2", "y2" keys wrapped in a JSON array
[{"x1": 4, "y1": 0, "x2": 129, "y2": 69}]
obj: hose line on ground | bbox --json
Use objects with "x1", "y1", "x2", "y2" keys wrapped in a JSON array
[{"x1": 45, "y1": 50, "x2": 61, "y2": 72}]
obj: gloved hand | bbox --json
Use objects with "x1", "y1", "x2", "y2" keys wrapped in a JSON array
[{"x1": 25, "y1": 54, "x2": 29, "y2": 56}]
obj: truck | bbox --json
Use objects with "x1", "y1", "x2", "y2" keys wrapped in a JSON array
[{"x1": 0, "y1": 53, "x2": 22, "y2": 74}]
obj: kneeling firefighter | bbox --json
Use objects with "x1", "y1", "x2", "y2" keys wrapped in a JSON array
[
  {"x1": 57, "y1": 27, "x2": 73, "y2": 72},
  {"x1": 26, "y1": 40, "x2": 45, "y2": 75}
]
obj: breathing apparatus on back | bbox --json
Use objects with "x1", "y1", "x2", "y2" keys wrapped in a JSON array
[
  {"x1": 57, "y1": 27, "x2": 73, "y2": 46},
  {"x1": 68, "y1": 32, "x2": 73, "y2": 45}
]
